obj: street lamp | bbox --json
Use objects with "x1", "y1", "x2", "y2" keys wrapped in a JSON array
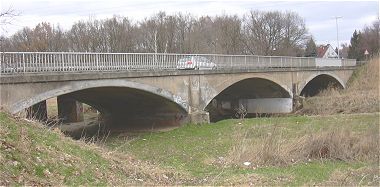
[{"x1": 333, "y1": 16, "x2": 342, "y2": 58}]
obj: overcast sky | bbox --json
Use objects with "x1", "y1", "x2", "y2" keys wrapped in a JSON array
[{"x1": 1, "y1": 0, "x2": 379, "y2": 48}]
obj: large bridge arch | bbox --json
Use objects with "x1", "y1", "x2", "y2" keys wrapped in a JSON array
[
  {"x1": 299, "y1": 72, "x2": 345, "y2": 97},
  {"x1": 10, "y1": 79, "x2": 189, "y2": 114}
]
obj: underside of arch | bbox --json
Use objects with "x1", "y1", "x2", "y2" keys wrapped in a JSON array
[
  {"x1": 10, "y1": 80, "x2": 189, "y2": 131},
  {"x1": 10, "y1": 79, "x2": 188, "y2": 114},
  {"x1": 300, "y1": 74, "x2": 345, "y2": 97},
  {"x1": 66, "y1": 86, "x2": 188, "y2": 130},
  {"x1": 205, "y1": 77, "x2": 292, "y2": 122}
]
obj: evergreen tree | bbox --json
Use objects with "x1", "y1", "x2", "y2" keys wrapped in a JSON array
[
  {"x1": 348, "y1": 30, "x2": 364, "y2": 60},
  {"x1": 304, "y1": 37, "x2": 317, "y2": 57}
]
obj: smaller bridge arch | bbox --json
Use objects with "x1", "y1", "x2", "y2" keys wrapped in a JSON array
[
  {"x1": 203, "y1": 76, "x2": 293, "y2": 122},
  {"x1": 299, "y1": 72, "x2": 346, "y2": 97},
  {"x1": 202, "y1": 74, "x2": 293, "y2": 111}
]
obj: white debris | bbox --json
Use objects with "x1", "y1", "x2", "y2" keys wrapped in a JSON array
[
  {"x1": 243, "y1": 161, "x2": 251, "y2": 166},
  {"x1": 162, "y1": 174, "x2": 169, "y2": 179},
  {"x1": 12, "y1": 161, "x2": 19, "y2": 166}
]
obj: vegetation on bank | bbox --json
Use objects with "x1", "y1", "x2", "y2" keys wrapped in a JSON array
[
  {"x1": 106, "y1": 113, "x2": 379, "y2": 186},
  {"x1": 300, "y1": 56, "x2": 379, "y2": 115},
  {"x1": 0, "y1": 112, "x2": 187, "y2": 186},
  {"x1": 1, "y1": 111, "x2": 378, "y2": 186}
]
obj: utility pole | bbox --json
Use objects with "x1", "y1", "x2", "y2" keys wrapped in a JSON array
[{"x1": 333, "y1": 16, "x2": 342, "y2": 58}]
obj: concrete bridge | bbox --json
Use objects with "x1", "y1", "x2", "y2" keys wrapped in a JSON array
[{"x1": 0, "y1": 52, "x2": 356, "y2": 129}]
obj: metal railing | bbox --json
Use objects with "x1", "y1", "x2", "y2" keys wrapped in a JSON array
[{"x1": 0, "y1": 52, "x2": 357, "y2": 74}]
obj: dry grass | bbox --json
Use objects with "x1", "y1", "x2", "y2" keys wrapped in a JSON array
[
  {"x1": 299, "y1": 56, "x2": 379, "y2": 115},
  {"x1": 0, "y1": 112, "x2": 189, "y2": 186},
  {"x1": 320, "y1": 165, "x2": 380, "y2": 186},
  {"x1": 227, "y1": 124, "x2": 379, "y2": 167}
]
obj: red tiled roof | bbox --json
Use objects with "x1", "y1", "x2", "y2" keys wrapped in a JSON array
[{"x1": 317, "y1": 44, "x2": 330, "y2": 58}]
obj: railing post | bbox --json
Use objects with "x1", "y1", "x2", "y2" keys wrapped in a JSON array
[
  {"x1": 257, "y1": 56, "x2": 260, "y2": 69},
  {"x1": 126, "y1": 54, "x2": 129, "y2": 70},
  {"x1": 22, "y1": 53, "x2": 26, "y2": 73},
  {"x1": 269, "y1": 57, "x2": 272, "y2": 68},
  {"x1": 0, "y1": 52, "x2": 2, "y2": 74},
  {"x1": 61, "y1": 52, "x2": 65, "y2": 72},
  {"x1": 96, "y1": 54, "x2": 99, "y2": 71},
  {"x1": 230, "y1": 56, "x2": 233, "y2": 68},
  {"x1": 244, "y1": 56, "x2": 247, "y2": 68},
  {"x1": 298, "y1": 57, "x2": 301, "y2": 68}
]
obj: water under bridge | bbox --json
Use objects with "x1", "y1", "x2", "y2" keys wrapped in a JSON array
[{"x1": 0, "y1": 52, "x2": 357, "y2": 130}]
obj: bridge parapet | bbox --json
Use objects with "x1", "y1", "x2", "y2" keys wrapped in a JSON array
[{"x1": 0, "y1": 52, "x2": 356, "y2": 74}]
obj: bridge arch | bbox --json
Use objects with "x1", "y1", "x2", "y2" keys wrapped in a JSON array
[
  {"x1": 202, "y1": 75, "x2": 292, "y2": 110},
  {"x1": 10, "y1": 79, "x2": 189, "y2": 114},
  {"x1": 203, "y1": 76, "x2": 292, "y2": 121},
  {"x1": 299, "y1": 72, "x2": 345, "y2": 97}
]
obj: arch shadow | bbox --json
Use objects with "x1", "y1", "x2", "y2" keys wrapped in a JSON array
[
  {"x1": 300, "y1": 73, "x2": 345, "y2": 97},
  {"x1": 204, "y1": 77, "x2": 293, "y2": 122}
]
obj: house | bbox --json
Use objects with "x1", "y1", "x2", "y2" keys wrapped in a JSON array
[{"x1": 317, "y1": 44, "x2": 338, "y2": 58}]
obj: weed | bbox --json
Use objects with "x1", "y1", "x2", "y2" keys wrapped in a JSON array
[{"x1": 227, "y1": 124, "x2": 379, "y2": 167}]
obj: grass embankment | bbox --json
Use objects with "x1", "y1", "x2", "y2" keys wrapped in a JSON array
[
  {"x1": 1, "y1": 112, "x2": 378, "y2": 185},
  {"x1": 107, "y1": 113, "x2": 379, "y2": 186},
  {"x1": 2, "y1": 111, "x2": 377, "y2": 185},
  {"x1": 300, "y1": 57, "x2": 379, "y2": 114},
  {"x1": 0, "y1": 112, "x2": 186, "y2": 186}
]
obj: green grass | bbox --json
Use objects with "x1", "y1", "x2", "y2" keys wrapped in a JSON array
[
  {"x1": 106, "y1": 113, "x2": 380, "y2": 185},
  {"x1": 0, "y1": 112, "x2": 110, "y2": 185},
  {"x1": 1, "y1": 111, "x2": 378, "y2": 185},
  {"x1": 255, "y1": 161, "x2": 365, "y2": 186},
  {"x1": 0, "y1": 112, "x2": 183, "y2": 186}
]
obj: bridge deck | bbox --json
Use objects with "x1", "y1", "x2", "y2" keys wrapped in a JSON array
[
  {"x1": 0, "y1": 66, "x2": 356, "y2": 84},
  {"x1": 1, "y1": 52, "x2": 356, "y2": 75}
]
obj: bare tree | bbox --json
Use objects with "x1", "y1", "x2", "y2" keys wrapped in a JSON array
[
  {"x1": 360, "y1": 21, "x2": 380, "y2": 57},
  {"x1": 0, "y1": 7, "x2": 19, "y2": 26},
  {"x1": 3, "y1": 22, "x2": 68, "y2": 52},
  {"x1": 213, "y1": 15, "x2": 243, "y2": 54},
  {"x1": 174, "y1": 13, "x2": 194, "y2": 53},
  {"x1": 242, "y1": 10, "x2": 308, "y2": 56},
  {"x1": 279, "y1": 11, "x2": 308, "y2": 56},
  {"x1": 1, "y1": 7, "x2": 20, "y2": 51},
  {"x1": 2, "y1": 10, "x2": 311, "y2": 56}
]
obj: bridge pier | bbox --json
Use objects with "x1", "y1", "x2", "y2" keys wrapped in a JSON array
[
  {"x1": 188, "y1": 111, "x2": 210, "y2": 124},
  {"x1": 57, "y1": 95, "x2": 83, "y2": 123},
  {"x1": 26, "y1": 101, "x2": 48, "y2": 121},
  {"x1": 187, "y1": 76, "x2": 210, "y2": 124}
]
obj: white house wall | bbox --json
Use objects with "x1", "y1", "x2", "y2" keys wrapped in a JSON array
[{"x1": 323, "y1": 46, "x2": 339, "y2": 58}]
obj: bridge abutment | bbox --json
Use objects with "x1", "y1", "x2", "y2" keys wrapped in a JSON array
[
  {"x1": 57, "y1": 95, "x2": 84, "y2": 123},
  {"x1": 26, "y1": 101, "x2": 48, "y2": 121}
]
